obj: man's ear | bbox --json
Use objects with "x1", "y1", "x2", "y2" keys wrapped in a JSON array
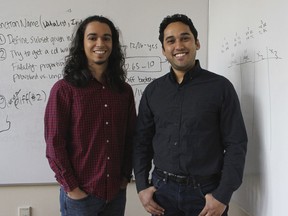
[{"x1": 196, "y1": 39, "x2": 200, "y2": 50}]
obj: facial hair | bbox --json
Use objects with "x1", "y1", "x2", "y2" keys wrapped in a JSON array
[{"x1": 94, "y1": 60, "x2": 107, "y2": 65}]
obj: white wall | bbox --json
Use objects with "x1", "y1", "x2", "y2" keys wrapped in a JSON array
[
  {"x1": 208, "y1": 0, "x2": 288, "y2": 215},
  {"x1": 0, "y1": 183, "x2": 248, "y2": 216}
]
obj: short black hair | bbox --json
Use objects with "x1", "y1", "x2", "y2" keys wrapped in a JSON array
[{"x1": 159, "y1": 14, "x2": 198, "y2": 48}]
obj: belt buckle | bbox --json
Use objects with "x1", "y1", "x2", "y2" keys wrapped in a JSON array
[
  {"x1": 157, "y1": 169, "x2": 197, "y2": 186},
  {"x1": 178, "y1": 175, "x2": 198, "y2": 188}
]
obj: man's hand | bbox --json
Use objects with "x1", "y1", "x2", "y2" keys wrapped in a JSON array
[
  {"x1": 198, "y1": 193, "x2": 226, "y2": 216},
  {"x1": 67, "y1": 187, "x2": 88, "y2": 200},
  {"x1": 138, "y1": 186, "x2": 165, "y2": 215}
]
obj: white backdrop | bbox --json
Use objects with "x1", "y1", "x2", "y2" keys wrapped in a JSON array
[{"x1": 208, "y1": 0, "x2": 288, "y2": 215}]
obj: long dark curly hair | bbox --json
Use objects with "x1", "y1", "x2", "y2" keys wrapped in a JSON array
[{"x1": 63, "y1": 15, "x2": 126, "y2": 91}]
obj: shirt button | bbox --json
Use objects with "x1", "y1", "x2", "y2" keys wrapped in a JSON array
[
  {"x1": 105, "y1": 121, "x2": 109, "y2": 125},
  {"x1": 106, "y1": 140, "x2": 109, "y2": 143},
  {"x1": 107, "y1": 174, "x2": 110, "y2": 177},
  {"x1": 174, "y1": 142, "x2": 178, "y2": 145},
  {"x1": 107, "y1": 157, "x2": 110, "y2": 160},
  {"x1": 102, "y1": 86, "x2": 105, "y2": 89},
  {"x1": 104, "y1": 104, "x2": 108, "y2": 107}
]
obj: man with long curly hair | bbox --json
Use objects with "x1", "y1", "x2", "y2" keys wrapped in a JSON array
[{"x1": 45, "y1": 15, "x2": 136, "y2": 216}]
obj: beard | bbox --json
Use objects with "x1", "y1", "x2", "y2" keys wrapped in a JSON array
[{"x1": 94, "y1": 60, "x2": 107, "y2": 65}]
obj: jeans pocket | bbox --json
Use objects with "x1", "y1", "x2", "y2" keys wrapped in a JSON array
[
  {"x1": 152, "y1": 172, "x2": 166, "y2": 190},
  {"x1": 66, "y1": 193, "x2": 91, "y2": 202},
  {"x1": 64, "y1": 193, "x2": 95, "y2": 215}
]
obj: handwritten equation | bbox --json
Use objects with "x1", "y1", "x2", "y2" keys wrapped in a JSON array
[
  {"x1": 125, "y1": 56, "x2": 162, "y2": 72},
  {"x1": 221, "y1": 19, "x2": 268, "y2": 53},
  {"x1": 124, "y1": 42, "x2": 159, "y2": 52},
  {"x1": 0, "y1": 89, "x2": 47, "y2": 110},
  {"x1": 218, "y1": 19, "x2": 284, "y2": 68},
  {"x1": 228, "y1": 47, "x2": 282, "y2": 68}
]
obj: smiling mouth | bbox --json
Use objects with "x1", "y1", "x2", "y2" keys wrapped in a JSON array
[
  {"x1": 174, "y1": 52, "x2": 187, "y2": 58},
  {"x1": 93, "y1": 50, "x2": 106, "y2": 54}
]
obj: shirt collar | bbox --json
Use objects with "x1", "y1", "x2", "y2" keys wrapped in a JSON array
[{"x1": 169, "y1": 60, "x2": 202, "y2": 83}]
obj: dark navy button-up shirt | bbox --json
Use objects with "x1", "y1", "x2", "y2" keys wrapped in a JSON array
[{"x1": 133, "y1": 60, "x2": 247, "y2": 205}]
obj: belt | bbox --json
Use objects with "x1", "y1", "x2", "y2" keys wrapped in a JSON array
[{"x1": 155, "y1": 168, "x2": 220, "y2": 186}]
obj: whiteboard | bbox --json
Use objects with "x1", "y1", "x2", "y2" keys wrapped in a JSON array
[
  {"x1": 0, "y1": 0, "x2": 208, "y2": 184},
  {"x1": 208, "y1": 0, "x2": 288, "y2": 215}
]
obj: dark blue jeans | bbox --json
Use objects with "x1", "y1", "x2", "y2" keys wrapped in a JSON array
[
  {"x1": 60, "y1": 187, "x2": 126, "y2": 216},
  {"x1": 152, "y1": 171, "x2": 228, "y2": 216}
]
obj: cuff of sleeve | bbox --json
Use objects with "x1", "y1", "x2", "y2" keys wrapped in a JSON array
[
  {"x1": 135, "y1": 177, "x2": 150, "y2": 193},
  {"x1": 212, "y1": 186, "x2": 234, "y2": 205},
  {"x1": 57, "y1": 174, "x2": 79, "y2": 192}
]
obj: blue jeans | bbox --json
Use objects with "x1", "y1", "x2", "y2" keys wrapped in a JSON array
[
  {"x1": 152, "y1": 171, "x2": 229, "y2": 216},
  {"x1": 60, "y1": 187, "x2": 126, "y2": 216}
]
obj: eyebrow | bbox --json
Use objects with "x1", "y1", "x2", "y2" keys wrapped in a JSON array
[
  {"x1": 180, "y1": 32, "x2": 192, "y2": 37},
  {"x1": 165, "y1": 32, "x2": 191, "y2": 41},
  {"x1": 86, "y1": 33, "x2": 112, "y2": 38}
]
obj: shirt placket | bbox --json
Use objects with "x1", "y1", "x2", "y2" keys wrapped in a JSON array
[{"x1": 101, "y1": 86, "x2": 113, "y2": 189}]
